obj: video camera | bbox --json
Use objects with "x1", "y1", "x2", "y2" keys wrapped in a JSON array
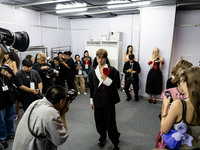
[
  {"x1": 66, "y1": 89, "x2": 77, "y2": 101},
  {"x1": 0, "y1": 27, "x2": 29, "y2": 54}
]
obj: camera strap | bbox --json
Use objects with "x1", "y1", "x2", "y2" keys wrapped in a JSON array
[{"x1": 28, "y1": 101, "x2": 46, "y2": 139}]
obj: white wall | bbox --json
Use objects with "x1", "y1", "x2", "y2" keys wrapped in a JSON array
[
  {"x1": 139, "y1": 6, "x2": 176, "y2": 97},
  {"x1": 70, "y1": 15, "x2": 140, "y2": 64},
  {"x1": 0, "y1": 4, "x2": 72, "y2": 57},
  {"x1": 171, "y1": 10, "x2": 200, "y2": 70}
]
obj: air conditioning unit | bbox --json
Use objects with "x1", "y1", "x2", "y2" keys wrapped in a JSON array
[{"x1": 109, "y1": 32, "x2": 122, "y2": 41}]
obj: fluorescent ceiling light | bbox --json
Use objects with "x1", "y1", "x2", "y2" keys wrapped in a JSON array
[
  {"x1": 56, "y1": 2, "x2": 87, "y2": 14},
  {"x1": 107, "y1": 1, "x2": 130, "y2": 5},
  {"x1": 107, "y1": 1, "x2": 151, "y2": 9},
  {"x1": 56, "y1": 8, "x2": 87, "y2": 14}
]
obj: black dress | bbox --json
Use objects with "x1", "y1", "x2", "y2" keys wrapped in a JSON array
[{"x1": 146, "y1": 61, "x2": 163, "y2": 95}]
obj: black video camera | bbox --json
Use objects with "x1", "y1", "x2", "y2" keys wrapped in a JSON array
[
  {"x1": 0, "y1": 27, "x2": 29, "y2": 54},
  {"x1": 66, "y1": 89, "x2": 77, "y2": 101}
]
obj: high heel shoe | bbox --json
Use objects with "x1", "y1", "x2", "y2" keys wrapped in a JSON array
[{"x1": 149, "y1": 98, "x2": 152, "y2": 103}]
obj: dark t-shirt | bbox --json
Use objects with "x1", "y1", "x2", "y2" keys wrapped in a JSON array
[{"x1": 16, "y1": 69, "x2": 42, "y2": 89}]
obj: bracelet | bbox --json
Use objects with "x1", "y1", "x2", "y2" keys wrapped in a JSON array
[{"x1": 162, "y1": 114, "x2": 167, "y2": 118}]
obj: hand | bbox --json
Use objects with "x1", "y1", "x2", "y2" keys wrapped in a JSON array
[
  {"x1": 60, "y1": 101, "x2": 71, "y2": 115},
  {"x1": 41, "y1": 66, "x2": 50, "y2": 70},
  {"x1": 1, "y1": 69, "x2": 12, "y2": 78},
  {"x1": 32, "y1": 89, "x2": 39, "y2": 95},
  {"x1": 127, "y1": 69, "x2": 132, "y2": 73},
  {"x1": 91, "y1": 104, "x2": 94, "y2": 110},
  {"x1": 132, "y1": 70, "x2": 136, "y2": 74},
  {"x1": 101, "y1": 74, "x2": 107, "y2": 80},
  {"x1": 162, "y1": 94, "x2": 171, "y2": 108}
]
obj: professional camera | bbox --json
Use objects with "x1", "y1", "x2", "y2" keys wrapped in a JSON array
[
  {"x1": 0, "y1": 27, "x2": 29, "y2": 54},
  {"x1": 66, "y1": 89, "x2": 77, "y2": 101},
  {"x1": 0, "y1": 65, "x2": 8, "y2": 72}
]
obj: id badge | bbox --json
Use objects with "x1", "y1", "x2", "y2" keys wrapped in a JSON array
[
  {"x1": 78, "y1": 69, "x2": 82, "y2": 75},
  {"x1": 85, "y1": 64, "x2": 88, "y2": 69},
  {"x1": 30, "y1": 82, "x2": 35, "y2": 89},
  {"x1": 2, "y1": 85, "x2": 8, "y2": 91}
]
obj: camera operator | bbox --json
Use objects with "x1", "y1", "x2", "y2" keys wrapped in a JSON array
[
  {"x1": 0, "y1": 64, "x2": 19, "y2": 149},
  {"x1": 16, "y1": 58, "x2": 43, "y2": 111},
  {"x1": 32, "y1": 53, "x2": 54, "y2": 94},
  {"x1": 52, "y1": 57, "x2": 63, "y2": 86},
  {"x1": 13, "y1": 85, "x2": 74, "y2": 150},
  {"x1": 123, "y1": 54, "x2": 141, "y2": 101}
]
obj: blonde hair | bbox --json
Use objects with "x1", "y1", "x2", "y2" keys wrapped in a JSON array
[
  {"x1": 171, "y1": 60, "x2": 193, "y2": 76},
  {"x1": 171, "y1": 67, "x2": 187, "y2": 84},
  {"x1": 96, "y1": 49, "x2": 108, "y2": 58},
  {"x1": 37, "y1": 53, "x2": 47, "y2": 60},
  {"x1": 152, "y1": 47, "x2": 160, "y2": 59},
  {"x1": 185, "y1": 67, "x2": 200, "y2": 123}
]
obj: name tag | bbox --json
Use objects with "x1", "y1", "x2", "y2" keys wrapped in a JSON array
[
  {"x1": 2, "y1": 85, "x2": 8, "y2": 91},
  {"x1": 78, "y1": 70, "x2": 82, "y2": 75},
  {"x1": 30, "y1": 82, "x2": 35, "y2": 89},
  {"x1": 85, "y1": 64, "x2": 88, "y2": 69}
]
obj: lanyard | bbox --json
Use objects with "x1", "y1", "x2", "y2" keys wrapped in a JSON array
[
  {"x1": 0, "y1": 76, "x2": 5, "y2": 85},
  {"x1": 23, "y1": 70, "x2": 32, "y2": 82}
]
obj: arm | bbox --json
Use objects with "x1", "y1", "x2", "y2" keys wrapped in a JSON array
[
  {"x1": 102, "y1": 67, "x2": 120, "y2": 89},
  {"x1": 149, "y1": 59, "x2": 154, "y2": 69},
  {"x1": 124, "y1": 53, "x2": 129, "y2": 62},
  {"x1": 160, "y1": 96, "x2": 181, "y2": 134},
  {"x1": 159, "y1": 57, "x2": 164, "y2": 69},
  {"x1": 89, "y1": 71, "x2": 94, "y2": 110},
  {"x1": 38, "y1": 82, "x2": 43, "y2": 93},
  {"x1": 12, "y1": 61, "x2": 18, "y2": 75},
  {"x1": 19, "y1": 85, "x2": 39, "y2": 94}
]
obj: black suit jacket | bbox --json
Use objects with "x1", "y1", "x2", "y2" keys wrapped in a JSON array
[
  {"x1": 123, "y1": 61, "x2": 141, "y2": 82},
  {"x1": 89, "y1": 65, "x2": 121, "y2": 108}
]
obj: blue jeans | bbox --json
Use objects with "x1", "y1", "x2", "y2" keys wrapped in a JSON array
[{"x1": 0, "y1": 104, "x2": 15, "y2": 141}]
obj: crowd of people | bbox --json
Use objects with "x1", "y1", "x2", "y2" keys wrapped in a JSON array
[{"x1": 0, "y1": 45, "x2": 200, "y2": 150}]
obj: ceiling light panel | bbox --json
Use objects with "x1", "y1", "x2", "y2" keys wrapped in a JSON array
[{"x1": 107, "y1": 1, "x2": 151, "y2": 9}]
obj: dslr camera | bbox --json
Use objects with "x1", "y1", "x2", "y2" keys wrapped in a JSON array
[{"x1": 66, "y1": 89, "x2": 77, "y2": 101}]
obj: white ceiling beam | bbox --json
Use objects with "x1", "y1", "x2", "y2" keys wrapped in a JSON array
[{"x1": 15, "y1": 0, "x2": 73, "y2": 7}]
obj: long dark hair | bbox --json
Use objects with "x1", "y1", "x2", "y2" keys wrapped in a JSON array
[
  {"x1": 126, "y1": 45, "x2": 133, "y2": 54},
  {"x1": 3, "y1": 49, "x2": 20, "y2": 68}
]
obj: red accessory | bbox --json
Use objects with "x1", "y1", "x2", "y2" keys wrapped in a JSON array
[{"x1": 103, "y1": 68, "x2": 111, "y2": 76}]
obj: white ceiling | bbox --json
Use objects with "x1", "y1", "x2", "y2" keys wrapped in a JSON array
[{"x1": 2, "y1": 0, "x2": 200, "y2": 19}]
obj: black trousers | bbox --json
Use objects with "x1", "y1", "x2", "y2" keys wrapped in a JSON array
[
  {"x1": 66, "y1": 74, "x2": 75, "y2": 90},
  {"x1": 94, "y1": 106, "x2": 120, "y2": 147},
  {"x1": 124, "y1": 79, "x2": 139, "y2": 100}
]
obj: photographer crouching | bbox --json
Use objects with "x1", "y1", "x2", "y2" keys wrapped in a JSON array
[
  {"x1": 13, "y1": 85, "x2": 77, "y2": 150},
  {"x1": 32, "y1": 53, "x2": 55, "y2": 94}
]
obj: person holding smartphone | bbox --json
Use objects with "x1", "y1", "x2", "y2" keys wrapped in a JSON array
[{"x1": 146, "y1": 47, "x2": 164, "y2": 104}]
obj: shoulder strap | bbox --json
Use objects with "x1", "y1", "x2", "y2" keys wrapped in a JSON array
[
  {"x1": 181, "y1": 100, "x2": 187, "y2": 123},
  {"x1": 28, "y1": 101, "x2": 46, "y2": 139}
]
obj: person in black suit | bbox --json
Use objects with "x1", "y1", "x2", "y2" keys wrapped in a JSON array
[
  {"x1": 123, "y1": 54, "x2": 141, "y2": 101},
  {"x1": 89, "y1": 49, "x2": 120, "y2": 150}
]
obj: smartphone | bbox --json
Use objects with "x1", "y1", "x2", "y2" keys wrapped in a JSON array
[{"x1": 164, "y1": 91, "x2": 173, "y2": 103}]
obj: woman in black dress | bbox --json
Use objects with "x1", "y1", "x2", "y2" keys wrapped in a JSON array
[{"x1": 146, "y1": 47, "x2": 164, "y2": 104}]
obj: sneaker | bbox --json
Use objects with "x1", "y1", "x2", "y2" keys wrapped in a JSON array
[
  {"x1": 0, "y1": 140, "x2": 8, "y2": 149},
  {"x1": 14, "y1": 115, "x2": 19, "y2": 121},
  {"x1": 77, "y1": 92, "x2": 80, "y2": 95},
  {"x1": 83, "y1": 93, "x2": 87, "y2": 95}
]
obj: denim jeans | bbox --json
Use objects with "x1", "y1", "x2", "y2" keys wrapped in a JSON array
[{"x1": 0, "y1": 104, "x2": 15, "y2": 141}]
